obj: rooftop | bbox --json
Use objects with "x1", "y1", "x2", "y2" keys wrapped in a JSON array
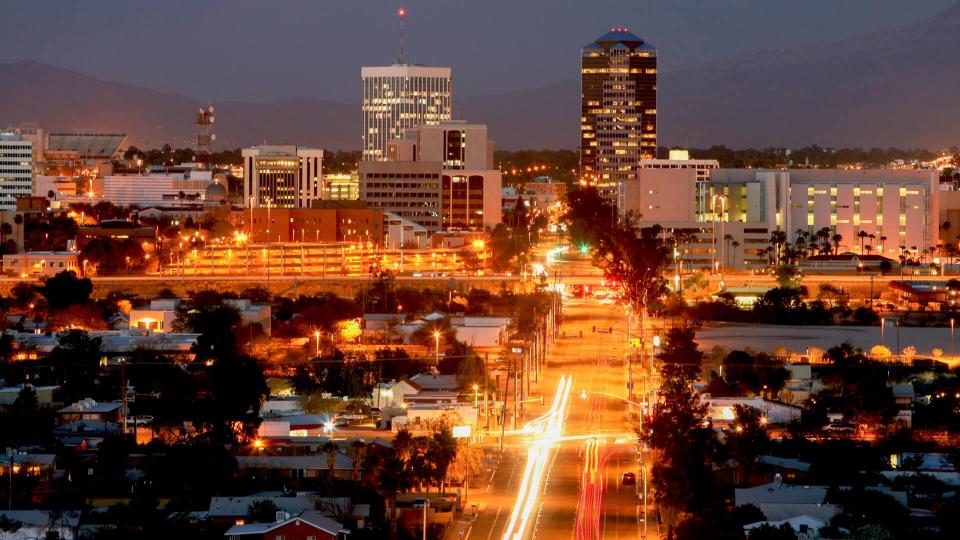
[{"x1": 736, "y1": 482, "x2": 828, "y2": 505}]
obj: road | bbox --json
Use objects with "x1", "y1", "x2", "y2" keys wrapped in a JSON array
[{"x1": 465, "y1": 293, "x2": 654, "y2": 540}]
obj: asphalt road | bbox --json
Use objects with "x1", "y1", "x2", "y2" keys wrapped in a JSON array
[{"x1": 465, "y1": 293, "x2": 654, "y2": 540}]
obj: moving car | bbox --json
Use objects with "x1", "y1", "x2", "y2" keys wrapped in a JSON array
[{"x1": 621, "y1": 471, "x2": 637, "y2": 485}]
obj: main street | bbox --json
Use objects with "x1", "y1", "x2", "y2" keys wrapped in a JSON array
[{"x1": 468, "y1": 247, "x2": 657, "y2": 540}]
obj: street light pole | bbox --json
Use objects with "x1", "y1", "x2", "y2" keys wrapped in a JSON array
[
  {"x1": 433, "y1": 331, "x2": 440, "y2": 366},
  {"x1": 314, "y1": 330, "x2": 321, "y2": 358}
]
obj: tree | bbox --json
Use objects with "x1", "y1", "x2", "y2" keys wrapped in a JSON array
[
  {"x1": 323, "y1": 441, "x2": 339, "y2": 480},
  {"x1": 350, "y1": 440, "x2": 366, "y2": 481},
  {"x1": 247, "y1": 500, "x2": 281, "y2": 523},
  {"x1": 646, "y1": 328, "x2": 718, "y2": 532},
  {"x1": 427, "y1": 429, "x2": 458, "y2": 493},
  {"x1": 658, "y1": 327, "x2": 703, "y2": 380},
  {"x1": 206, "y1": 355, "x2": 267, "y2": 434},
  {"x1": 727, "y1": 405, "x2": 769, "y2": 485},
  {"x1": 748, "y1": 523, "x2": 798, "y2": 540}
]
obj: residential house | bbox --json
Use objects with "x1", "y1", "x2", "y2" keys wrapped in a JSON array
[
  {"x1": 56, "y1": 399, "x2": 123, "y2": 424},
  {"x1": 208, "y1": 495, "x2": 317, "y2": 524},
  {"x1": 735, "y1": 481, "x2": 840, "y2": 522},
  {"x1": 371, "y1": 377, "x2": 420, "y2": 409},
  {"x1": 224, "y1": 511, "x2": 347, "y2": 540},
  {"x1": 755, "y1": 455, "x2": 813, "y2": 485},
  {"x1": 235, "y1": 454, "x2": 354, "y2": 483}
]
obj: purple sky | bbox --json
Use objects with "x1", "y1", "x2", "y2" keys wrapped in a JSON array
[{"x1": 1, "y1": 0, "x2": 956, "y2": 101}]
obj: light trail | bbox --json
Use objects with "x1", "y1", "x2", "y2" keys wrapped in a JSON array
[{"x1": 501, "y1": 374, "x2": 573, "y2": 540}]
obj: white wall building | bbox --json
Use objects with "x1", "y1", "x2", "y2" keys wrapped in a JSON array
[
  {"x1": 101, "y1": 170, "x2": 212, "y2": 207},
  {"x1": 361, "y1": 65, "x2": 452, "y2": 162},
  {"x1": 0, "y1": 131, "x2": 33, "y2": 211},
  {"x1": 242, "y1": 145, "x2": 323, "y2": 209}
]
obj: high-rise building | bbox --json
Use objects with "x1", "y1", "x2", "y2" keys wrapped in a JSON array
[
  {"x1": 241, "y1": 145, "x2": 323, "y2": 208},
  {"x1": 361, "y1": 65, "x2": 452, "y2": 162},
  {"x1": 581, "y1": 28, "x2": 657, "y2": 200},
  {"x1": 0, "y1": 131, "x2": 34, "y2": 211}
]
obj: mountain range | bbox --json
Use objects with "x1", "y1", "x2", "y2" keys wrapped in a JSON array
[{"x1": 2, "y1": 2, "x2": 960, "y2": 150}]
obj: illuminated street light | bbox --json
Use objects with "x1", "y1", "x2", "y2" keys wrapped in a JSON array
[
  {"x1": 314, "y1": 330, "x2": 321, "y2": 357},
  {"x1": 433, "y1": 331, "x2": 441, "y2": 364}
]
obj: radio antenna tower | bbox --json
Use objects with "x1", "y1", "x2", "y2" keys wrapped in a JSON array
[
  {"x1": 195, "y1": 105, "x2": 216, "y2": 169},
  {"x1": 397, "y1": 7, "x2": 407, "y2": 64}
]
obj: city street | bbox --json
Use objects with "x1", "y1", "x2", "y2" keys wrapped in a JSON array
[{"x1": 466, "y1": 293, "x2": 654, "y2": 540}]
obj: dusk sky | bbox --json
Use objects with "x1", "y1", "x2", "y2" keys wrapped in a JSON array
[{"x1": 1, "y1": 0, "x2": 956, "y2": 102}]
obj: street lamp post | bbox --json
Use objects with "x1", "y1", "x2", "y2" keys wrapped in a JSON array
[
  {"x1": 314, "y1": 330, "x2": 321, "y2": 358},
  {"x1": 433, "y1": 331, "x2": 441, "y2": 365}
]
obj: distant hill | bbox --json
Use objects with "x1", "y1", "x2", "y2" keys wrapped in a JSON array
[
  {"x1": 659, "y1": 1, "x2": 960, "y2": 149},
  {"x1": 4, "y1": 2, "x2": 960, "y2": 150}
]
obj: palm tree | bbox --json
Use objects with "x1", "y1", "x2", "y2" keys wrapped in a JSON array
[
  {"x1": 0, "y1": 222, "x2": 11, "y2": 248},
  {"x1": 393, "y1": 428, "x2": 413, "y2": 464},
  {"x1": 729, "y1": 241, "x2": 740, "y2": 266},
  {"x1": 857, "y1": 231, "x2": 869, "y2": 254},
  {"x1": 879, "y1": 235, "x2": 888, "y2": 255},
  {"x1": 816, "y1": 227, "x2": 831, "y2": 255},
  {"x1": 350, "y1": 440, "x2": 365, "y2": 481},
  {"x1": 831, "y1": 234, "x2": 843, "y2": 255},
  {"x1": 322, "y1": 441, "x2": 339, "y2": 480}
]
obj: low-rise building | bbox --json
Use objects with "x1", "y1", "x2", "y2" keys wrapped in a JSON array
[
  {"x1": 1, "y1": 251, "x2": 81, "y2": 277},
  {"x1": 244, "y1": 204, "x2": 384, "y2": 246},
  {"x1": 224, "y1": 511, "x2": 346, "y2": 540},
  {"x1": 701, "y1": 396, "x2": 802, "y2": 425},
  {"x1": 735, "y1": 481, "x2": 840, "y2": 522},
  {"x1": 57, "y1": 399, "x2": 123, "y2": 424},
  {"x1": 129, "y1": 299, "x2": 180, "y2": 333}
]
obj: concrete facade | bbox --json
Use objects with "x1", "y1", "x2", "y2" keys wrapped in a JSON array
[{"x1": 242, "y1": 145, "x2": 323, "y2": 209}]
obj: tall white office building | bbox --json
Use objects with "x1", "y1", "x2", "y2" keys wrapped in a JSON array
[
  {"x1": 242, "y1": 145, "x2": 323, "y2": 208},
  {"x1": 0, "y1": 131, "x2": 33, "y2": 211},
  {"x1": 361, "y1": 65, "x2": 452, "y2": 162}
]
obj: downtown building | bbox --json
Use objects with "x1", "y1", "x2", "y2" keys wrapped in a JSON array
[
  {"x1": 360, "y1": 120, "x2": 502, "y2": 232},
  {"x1": 361, "y1": 65, "x2": 452, "y2": 162},
  {"x1": 618, "y1": 167, "x2": 940, "y2": 269},
  {"x1": 0, "y1": 131, "x2": 34, "y2": 212},
  {"x1": 581, "y1": 29, "x2": 658, "y2": 201},
  {"x1": 242, "y1": 145, "x2": 324, "y2": 208}
]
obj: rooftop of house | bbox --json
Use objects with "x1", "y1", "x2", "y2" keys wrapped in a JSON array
[
  {"x1": 223, "y1": 511, "x2": 344, "y2": 537},
  {"x1": 736, "y1": 482, "x2": 829, "y2": 505},
  {"x1": 208, "y1": 495, "x2": 315, "y2": 518},
  {"x1": 58, "y1": 399, "x2": 123, "y2": 414},
  {"x1": 409, "y1": 372, "x2": 458, "y2": 391},
  {"x1": 757, "y1": 455, "x2": 812, "y2": 472}
]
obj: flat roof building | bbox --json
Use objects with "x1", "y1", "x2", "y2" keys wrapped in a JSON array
[
  {"x1": 360, "y1": 121, "x2": 502, "y2": 231},
  {"x1": 0, "y1": 131, "x2": 33, "y2": 212},
  {"x1": 362, "y1": 65, "x2": 452, "y2": 162},
  {"x1": 242, "y1": 145, "x2": 323, "y2": 209}
]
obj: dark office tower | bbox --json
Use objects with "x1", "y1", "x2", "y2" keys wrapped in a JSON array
[{"x1": 581, "y1": 28, "x2": 657, "y2": 201}]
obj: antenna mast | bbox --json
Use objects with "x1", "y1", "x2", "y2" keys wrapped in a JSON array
[
  {"x1": 398, "y1": 7, "x2": 406, "y2": 64},
  {"x1": 195, "y1": 105, "x2": 216, "y2": 169}
]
